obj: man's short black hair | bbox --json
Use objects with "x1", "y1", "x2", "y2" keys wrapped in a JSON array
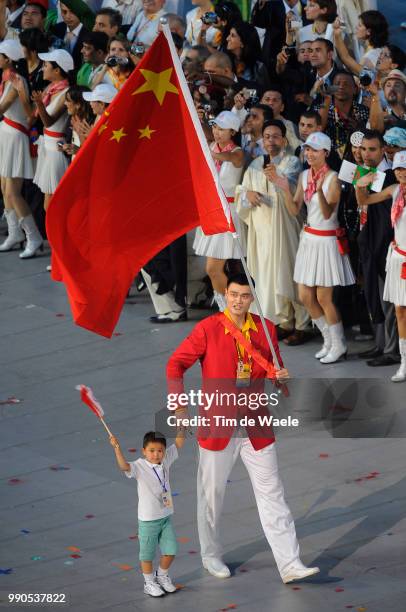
[
  {"x1": 251, "y1": 103, "x2": 273, "y2": 122},
  {"x1": 226, "y1": 273, "x2": 255, "y2": 288},
  {"x1": 262, "y1": 118, "x2": 286, "y2": 138},
  {"x1": 363, "y1": 129, "x2": 385, "y2": 147},
  {"x1": 313, "y1": 37, "x2": 334, "y2": 53},
  {"x1": 333, "y1": 70, "x2": 357, "y2": 86},
  {"x1": 96, "y1": 7, "x2": 123, "y2": 29},
  {"x1": 82, "y1": 31, "x2": 109, "y2": 53},
  {"x1": 299, "y1": 110, "x2": 322, "y2": 125},
  {"x1": 143, "y1": 431, "x2": 166, "y2": 448}
]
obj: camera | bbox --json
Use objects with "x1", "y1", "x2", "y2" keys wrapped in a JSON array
[
  {"x1": 201, "y1": 11, "x2": 218, "y2": 25},
  {"x1": 241, "y1": 88, "x2": 257, "y2": 100},
  {"x1": 131, "y1": 43, "x2": 145, "y2": 57},
  {"x1": 57, "y1": 141, "x2": 64, "y2": 149},
  {"x1": 359, "y1": 69, "x2": 375, "y2": 87},
  {"x1": 106, "y1": 56, "x2": 129, "y2": 67},
  {"x1": 284, "y1": 45, "x2": 296, "y2": 57}
]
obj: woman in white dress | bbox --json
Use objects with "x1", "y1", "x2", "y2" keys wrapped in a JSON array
[
  {"x1": 32, "y1": 49, "x2": 73, "y2": 211},
  {"x1": 0, "y1": 39, "x2": 43, "y2": 259},
  {"x1": 277, "y1": 132, "x2": 355, "y2": 363},
  {"x1": 297, "y1": 0, "x2": 337, "y2": 44},
  {"x1": 355, "y1": 151, "x2": 406, "y2": 383},
  {"x1": 333, "y1": 9, "x2": 388, "y2": 75},
  {"x1": 193, "y1": 110, "x2": 244, "y2": 310}
]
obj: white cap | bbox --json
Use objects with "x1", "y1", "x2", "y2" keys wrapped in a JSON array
[
  {"x1": 83, "y1": 84, "x2": 117, "y2": 103},
  {"x1": 392, "y1": 150, "x2": 406, "y2": 170},
  {"x1": 0, "y1": 40, "x2": 24, "y2": 61},
  {"x1": 350, "y1": 131, "x2": 365, "y2": 148},
  {"x1": 382, "y1": 69, "x2": 406, "y2": 88},
  {"x1": 302, "y1": 131, "x2": 331, "y2": 153},
  {"x1": 212, "y1": 111, "x2": 241, "y2": 132},
  {"x1": 38, "y1": 49, "x2": 74, "y2": 73}
]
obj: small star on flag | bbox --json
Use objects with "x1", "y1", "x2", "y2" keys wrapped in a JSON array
[
  {"x1": 98, "y1": 123, "x2": 108, "y2": 135},
  {"x1": 110, "y1": 128, "x2": 127, "y2": 143},
  {"x1": 132, "y1": 68, "x2": 178, "y2": 105},
  {"x1": 138, "y1": 125, "x2": 156, "y2": 140}
]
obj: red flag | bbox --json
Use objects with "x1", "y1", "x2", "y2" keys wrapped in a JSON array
[
  {"x1": 76, "y1": 384, "x2": 104, "y2": 419},
  {"x1": 46, "y1": 29, "x2": 231, "y2": 338}
]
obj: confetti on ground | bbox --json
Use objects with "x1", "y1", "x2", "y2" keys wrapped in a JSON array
[
  {"x1": 128, "y1": 448, "x2": 137, "y2": 453},
  {"x1": 0, "y1": 569, "x2": 13, "y2": 575},
  {"x1": 177, "y1": 537, "x2": 190, "y2": 543},
  {"x1": 188, "y1": 550, "x2": 198, "y2": 554},
  {"x1": 113, "y1": 332, "x2": 123, "y2": 336},
  {"x1": 175, "y1": 584, "x2": 185, "y2": 590},
  {"x1": 335, "y1": 587, "x2": 345, "y2": 592},
  {"x1": 219, "y1": 605, "x2": 237, "y2": 611},
  {"x1": 128, "y1": 535, "x2": 138, "y2": 540},
  {"x1": 292, "y1": 586, "x2": 301, "y2": 590},
  {"x1": 64, "y1": 561, "x2": 74, "y2": 566},
  {"x1": 354, "y1": 471, "x2": 380, "y2": 483},
  {"x1": 67, "y1": 547, "x2": 81, "y2": 553},
  {"x1": 112, "y1": 563, "x2": 134, "y2": 571},
  {"x1": 55, "y1": 313, "x2": 65, "y2": 317},
  {"x1": 345, "y1": 606, "x2": 354, "y2": 609},
  {"x1": 25, "y1": 304, "x2": 36, "y2": 309},
  {"x1": 172, "y1": 492, "x2": 179, "y2": 496},
  {"x1": 49, "y1": 466, "x2": 70, "y2": 471},
  {"x1": 387, "y1": 532, "x2": 393, "y2": 536},
  {"x1": 0, "y1": 397, "x2": 22, "y2": 405},
  {"x1": 239, "y1": 568, "x2": 249, "y2": 573},
  {"x1": 70, "y1": 554, "x2": 81, "y2": 559},
  {"x1": 31, "y1": 556, "x2": 42, "y2": 561},
  {"x1": 20, "y1": 529, "x2": 30, "y2": 534},
  {"x1": 357, "y1": 608, "x2": 367, "y2": 611},
  {"x1": 227, "y1": 479, "x2": 232, "y2": 483},
  {"x1": 319, "y1": 453, "x2": 329, "y2": 458},
  {"x1": 8, "y1": 478, "x2": 23, "y2": 485},
  {"x1": 85, "y1": 514, "x2": 95, "y2": 519}
]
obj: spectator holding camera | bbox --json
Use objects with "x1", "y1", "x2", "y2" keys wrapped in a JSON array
[
  {"x1": 210, "y1": 0, "x2": 242, "y2": 53},
  {"x1": 92, "y1": 35, "x2": 134, "y2": 90},
  {"x1": 226, "y1": 21, "x2": 270, "y2": 92},
  {"x1": 185, "y1": 0, "x2": 218, "y2": 48},
  {"x1": 369, "y1": 70, "x2": 406, "y2": 133},
  {"x1": 127, "y1": 0, "x2": 165, "y2": 47}
]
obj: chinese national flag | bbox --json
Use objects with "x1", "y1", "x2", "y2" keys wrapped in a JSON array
[{"x1": 46, "y1": 30, "x2": 231, "y2": 338}]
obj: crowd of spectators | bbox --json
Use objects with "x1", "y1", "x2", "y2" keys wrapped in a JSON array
[{"x1": 1, "y1": 0, "x2": 406, "y2": 381}]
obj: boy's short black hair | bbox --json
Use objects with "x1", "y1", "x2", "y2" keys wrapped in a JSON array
[
  {"x1": 143, "y1": 431, "x2": 167, "y2": 448},
  {"x1": 226, "y1": 273, "x2": 255, "y2": 288}
]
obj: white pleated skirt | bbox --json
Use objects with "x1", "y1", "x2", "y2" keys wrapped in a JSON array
[
  {"x1": 33, "y1": 136, "x2": 69, "y2": 195},
  {"x1": 193, "y1": 207, "x2": 246, "y2": 259},
  {"x1": 293, "y1": 231, "x2": 355, "y2": 287},
  {"x1": 383, "y1": 245, "x2": 406, "y2": 306},
  {"x1": 0, "y1": 122, "x2": 33, "y2": 179}
]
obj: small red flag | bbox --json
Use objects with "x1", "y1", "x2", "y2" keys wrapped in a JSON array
[
  {"x1": 76, "y1": 385, "x2": 104, "y2": 419},
  {"x1": 46, "y1": 29, "x2": 231, "y2": 338}
]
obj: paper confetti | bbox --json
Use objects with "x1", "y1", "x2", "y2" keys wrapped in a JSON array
[
  {"x1": 70, "y1": 554, "x2": 81, "y2": 559},
  {"x1": 64, "y1": 561, "x2": 74, "y2": 566},
  {"x1": 20, "y1": 529, "x2": 30, "y2": 535},
  {"x1": 292, "y1": 586, "x2": 301, "y2": 590},
  {"x1": 112, "y1": 563, "x2": 134, "y2": 571},
  {"x1": 8, "y1": 478, "x2": 23, "y2": 485},
  {"x1": 0, "y1": 397, "x2": 21, "y2": 405},
  {"x1": 177, "y1": 537, "x2": 190, "y2": 543},
  {"x1": 128, "y1": 448, "x2": 137, "y2": 453},
  {"x1": 172, "y1": 492, "x2": 179, "y2": 496},
  {"x1": 239, "y1": 568, "x2": 249, "y2": 573},
  {"x1": 219, "y1": 606, "x2": 237, "y2": 611},
  {"x1": 49, "y1": 466, "x2": 70, "y2": 471},
  {"x1": 31, "y1": 556, "x2": 42, "y2": 561},
  {"x1": 319, "y1": 453, "x2": 329, "y2": 458},
  {"x1": 188, "y1": 550, "x2": 198, "y2": 554},
  {"x1": 113, "y1": 332, "x2": 123, "y2": 337},
  {"x1": 357, "y1": 608, "x2": 367, "y2": 611},
  {"x1": 128, "y1": 535, "x2": 138, "y2": 540},
  {"x1": 67, "y1": 546, "x2": 81, "y2": 552},
  {"x1": 55, "y1": 313, "x2": 65, "y2": 318},
  {"x1": 85, "y1": 514, "x2": 95, "y2": 519},
  {"x1": 0, "y1": 569, "x2": 13, "y2": 575},
  {"x1": 335, "y1": 587, "x2": 345, "y2": 592},
  {"x1": 354, "y1": 471, "x2": 380, "y2": 483}
]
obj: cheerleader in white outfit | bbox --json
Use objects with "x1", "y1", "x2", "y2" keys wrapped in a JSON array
[
  {"x1": 32, "y1": 49, "x2": 73, "y2": 211},
  {"x1": 193, "y1": 111, "x2": 244, "y2": 310},
  {"x1": 0, "y1": 40, "x2": 43, "y2": 259},
  {"x1": 278, "y1": 132, "x2": 355, "y2": 363},
  {"x1": 355, "y1": 150, "x2": 406, "y2": 383}
]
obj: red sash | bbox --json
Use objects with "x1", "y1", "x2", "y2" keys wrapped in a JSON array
[
  {"x1": 393, "y1": 242, "x2": 406, "y2": 279},
  {"x1": 44, "y1": 129, "x2": 65, "y2": 138},
  {"x1": 226, "y1": 197, "x2": 234, "y2": 203},
  {"x1": 3, "y1": 117, "x2": 38, "y2": 157},
  {"x1": 304, "y1": 226, "x2": 350, "y2": 255}
]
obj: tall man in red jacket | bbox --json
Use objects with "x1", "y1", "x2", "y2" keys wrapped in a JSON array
[{"x1": 167, "y1": 273, "x2": 319, "y2": 584}]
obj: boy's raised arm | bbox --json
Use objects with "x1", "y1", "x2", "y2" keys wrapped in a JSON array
[{"x1": 110, "y1": 435, "x2": 131, "y2": 472}]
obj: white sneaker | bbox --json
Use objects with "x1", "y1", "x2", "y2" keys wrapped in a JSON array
[
  {"x1": 281, "y1": 566, "x2": 320, "y2": 584},
  {"x1": 144, "y1": 581, "x2": 165, "y2": 597},
  {"x1": 202, "y1": 557, "x2": 231, "y2": 578},
  {"x1": 156, "y1": 572, "x2": 177, "y2": 593}
]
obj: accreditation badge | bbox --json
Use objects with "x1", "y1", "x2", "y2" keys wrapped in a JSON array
[
  {"x1": 162, "y1": 491, "x2": 173, "y2": 508},
  {"x1": 236, "y1": 360, "x2": 251, "y2": 387}
]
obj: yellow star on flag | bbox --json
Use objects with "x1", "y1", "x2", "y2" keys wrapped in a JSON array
[
  {"x1": 138, "y1": 125, "x2": 156, "y2": 140},
  {"x1": 132, "y1": 68, "x2": 179, "y2": 105},
  {"x1": 110, "y1": 128, "x2": 127, "y2": 143}
]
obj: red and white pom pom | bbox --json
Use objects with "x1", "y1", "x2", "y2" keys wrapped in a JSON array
[{"x1": 76, "y1": 385, "x2": 104, "y2": 419}]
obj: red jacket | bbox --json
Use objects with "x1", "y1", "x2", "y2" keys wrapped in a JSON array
[{"x1": 166, "y1": 313, "x2": 283, "y2": 451}]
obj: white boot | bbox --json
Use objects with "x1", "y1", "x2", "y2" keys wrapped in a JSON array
[
  {"x1": 213, "y1": 291, "x2": 226, "y2": 312},
  {"x1": 0, "y1": 209, "x2": 25, "y2": 252},
  {"x1": 391, "y1": 339, "x2": 406, "y2": 383},
  {"x1": 312, "y1": 316, "x2": 331, "y2": 359},
  {"x1": 320, "y1": 321, "x2": 347, "y2": 364},
  {"x1": 19, "y1": 215, "x2": 43, "y2": 259}
]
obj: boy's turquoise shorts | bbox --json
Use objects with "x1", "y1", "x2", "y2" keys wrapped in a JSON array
[{"x1": 138, "y1": 516, "x2": 178, "y2": 561}]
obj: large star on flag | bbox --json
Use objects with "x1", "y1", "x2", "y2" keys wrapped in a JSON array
[
  {"x1": 110, "y1": 128, "x2": 127, "y2": 143},
  {"x1": 132, "y1": 68, "x2": 179, "y2": 105},
  {"x1": 138, "y1": 125, "x2": 156, "y2": 140}
]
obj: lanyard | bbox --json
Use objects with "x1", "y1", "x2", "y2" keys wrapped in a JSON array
[{"x1": 152, "y1": 466, "x2": 167, "y2": 492}]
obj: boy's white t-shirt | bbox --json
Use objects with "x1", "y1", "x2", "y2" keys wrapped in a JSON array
[{"x1": 125, "y1": 444, "x2": 178, "y2": 521}]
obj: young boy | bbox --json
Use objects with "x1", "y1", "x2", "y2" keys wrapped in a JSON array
[{"x1": 110, "y1": 429, "x2": 185, "y2": 597}]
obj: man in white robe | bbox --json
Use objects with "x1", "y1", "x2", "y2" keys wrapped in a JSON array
[{"x1": 235, "y1": 119, "x2": 310, "y2": 344}]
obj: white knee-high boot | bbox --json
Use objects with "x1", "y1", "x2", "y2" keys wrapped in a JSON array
[
  {"x1": 320, "y1": 321, "x2": 347, "y2": 364},
  {"x1": 391, "y1": 339, "x2": 406, "y2": 383},
  {"x1": 312, "y1": 316, "x2": 331, "y2": 359},
  {"x1": 19, "y1": 215, "x2": 43, "y2": 259},
  {"x1": 0, "y1": 209, "x2": 25, "y2": 251}
]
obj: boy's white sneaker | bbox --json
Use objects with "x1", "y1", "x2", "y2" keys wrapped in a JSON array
[
  {"x1": 156, "y1": 572, "x2": 177, "y2": 593},
  {"x1": 144, "y1": 581, "x2": 165, "y2": 597}
]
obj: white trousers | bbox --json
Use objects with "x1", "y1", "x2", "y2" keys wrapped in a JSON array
[
  {"x1": 197, "y1": 439, "x2": 301, "y2": 576},
  {"x1": 141, "y1": 269, "x2": 181, "y2": 316}
]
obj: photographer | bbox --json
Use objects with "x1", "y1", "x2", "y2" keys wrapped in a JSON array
[
  {"x1": 185, "y1": 0, "x2": 219, "y2": 48},
  {"x1": 92, "y1": 35, "x2": 135, "y2": 91},
  {"x1": 368, "y1": 70, "x2": 406, "y2": 133},
  {"x1": 127, "y1": 0, "x2": 165, "y2": 47}
]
